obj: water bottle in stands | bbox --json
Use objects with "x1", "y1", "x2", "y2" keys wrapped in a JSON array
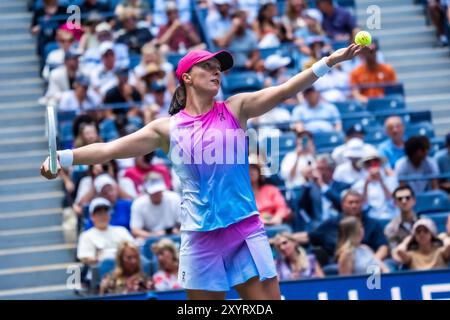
[{"x1": 178, "y1": 42, "x2": 187, "y2": 54}]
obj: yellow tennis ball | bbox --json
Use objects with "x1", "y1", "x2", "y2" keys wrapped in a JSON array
[{"x1": 355, "y1": 31, "x2": 372, "y2": 46}]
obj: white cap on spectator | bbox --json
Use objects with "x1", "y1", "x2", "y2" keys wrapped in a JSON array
[
  {"x1": 94, "y1": 173, "x2": 116, "y2": 193},
  {"x1": 304, "y1": 8, "x2": 323, "y2": 24},
  {"x1": 95, "y1": 22, "x2": 112, "y2": 34},
  {"x1": 99, "y1": 41, "x2": 114, "y2": 56},
  {"x1": 264, "y1": 54, "x2": 291, "y2": 72},
  {"x1": 144, "y1": 177, "x2": 167, "y2": 195},
  {"x1": 213, "y1": 0, "x2": 232, "y2": 5},
  {"x1": 89, "y1": 197, "x2": 112, "y2": 215},
  {"x1": 343, "y1": 138, "x2": 365, "y2": 159},
  {"x1": 165, "y1": 1, "x2": 178, "y2": 11},
  {"x1": 412, "y1": 218, "x2": 438, "y2": 237}
]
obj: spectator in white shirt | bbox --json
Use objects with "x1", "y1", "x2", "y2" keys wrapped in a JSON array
[
  {"x1": 333, "y1": 138, "x2": 367, "y2": 185},
  {"x1": 292, "y1": 85, "x2": 342, "y2": 134},
  {"x1": 130, "y1": 174, "x2": 181, "y2": 242},
  {"x1": 332, "y1": 124, "x2": 377, "y2": 165},
  {"x1": 352, "y1": 151, "x2": 398, "y2": 220},
  {"x1": 90, "y1": 42, "x2": 120, "y2": 97},
  {"x1": 42, "y1": 29, "x2": 75, "y2": 80},
  {"x1": 280, "y1": 130, "x2": 316, "y2": 189},
  {"x1": 206, "y1": 0, "x2": 234, "y2": 48},
  {"x1": 77, "y1": 197, "x2": 134, "y2": 265},
  {"x1": 58, "y1": 74, "x2": 101, "y2": 113},
  {"x1": 43, "y1": 48, "x2": 80, "y2": 104}
]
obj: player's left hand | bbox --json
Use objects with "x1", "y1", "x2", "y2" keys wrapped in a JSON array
[{"x1": 327, "y1": 44, "x2": 372, "y2": 67}]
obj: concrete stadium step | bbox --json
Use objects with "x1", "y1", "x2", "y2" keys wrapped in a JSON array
[
  {"x1": 0, "y1": 243, "x2": 76, "y2": 270},
  {"x1": 405, "y1": 80, "x2": 450, "y2": 96},
  {"x1": 0, "y1": 227, "x2": 66, "y2": 250},
  {"x1": 0, "y1": 24, "x2": 33, "y2": 36},
  {"x1": 357, "y1": 4, "x2": 423, "y2": 18},
  {"x1": 0, "y1": 150, "x2": 48, "y2": 166},
  {"x1": 396, "y1": 69, "x2": 450, "y2": 80},
  {"x1": 369, "y1": 25, "x2": 435, "y2": 39},
  {"x1": 376, "y1": 15, "x2": 426, "y2": 28},
  {"x1": 0, "y1": 112, "x2": 45, "y2": 127},
  {"x1": 0, "y1": 100, "x2": 44, "y2": 112},
  {"x1": 384, "y1": 47, "x2": 450, "y2": 63},
  {"x1": 357, "y1": 0, "x2": 415, "y2": 6},
  {"x1": 379, "y1": 35, "x2": 436, "y2": 50},
  {"x1": 0, "y1": 68, "x2": 41, "y2": 80},
  {"x1": 0, "y1": 191, "x2": 64, "y2": 213},
  {"x1": 0, "y1": 177, "x2": 62, "y2": 196},
  {"x1": 0, "y1": 208, "x2": 62, "y2": 231},
  {"x1": 0, "y1": 149, "x2": 48, "y2": 165},
  {"x1": 0, "y1": 285, "x2": 77, "y2": 300},
  {"x1": 392, "y1": 57, "x2": 450, "y2": 73},
  {"x1": 0, "y1": 44, "x2": 36, "y2": 58},
  {"x1": 0, "y1": 125, "x2": 45, "y2": 139},
  {"x1": 0, "y1": 91, "x2": 41, "y2": 104},
  {"x1": 0, "y1": 165, "x2": 49, "y2": 180},
  {"x1": 0, "y1": 264, "x2": 80, "y2": 291},
  {"x1": 0, "y1": 12, "x2": 32, "y2": 23},
  {"x1": 0, "y1": 136, "x2": 48, "y2": 153}
]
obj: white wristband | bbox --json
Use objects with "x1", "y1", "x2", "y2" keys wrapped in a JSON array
[
  {"x1": 57, "y1": 149, "x2": 74, "y2": 169},
  {"x1": 312, "y1": 57, "x2": 332, "y2": 78}
]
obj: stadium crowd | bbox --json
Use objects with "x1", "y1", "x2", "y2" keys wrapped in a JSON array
[{"x1": 29, "y1": 0, "x2": 450, "y2": 295}]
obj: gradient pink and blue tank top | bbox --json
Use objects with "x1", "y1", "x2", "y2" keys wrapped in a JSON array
[{"x1": 169, "y1": 101, "x2": 259, "y2": 231}]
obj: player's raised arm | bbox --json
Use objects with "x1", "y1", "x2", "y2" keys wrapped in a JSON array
[
  {"x1": 40, "y1": 117, "x2": 169, "y2": 180},
  {"x1": 227, "y1": 44, "x2": 368, "y2": 123}
]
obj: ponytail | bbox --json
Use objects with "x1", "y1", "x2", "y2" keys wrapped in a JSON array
[{"x1": 169, "y1": 83, "x2": 187, "y2": 115}]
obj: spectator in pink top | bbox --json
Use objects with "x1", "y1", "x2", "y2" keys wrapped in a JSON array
[
  {"x1": 151, "y1": 238, "x2": 181, "y2": 291},
  {"x1": 249, "y1": 154, "x2": 291, "y2": 226},
  {"x1": 123, "y1": 152, "x2": 172, "y2": 195}
]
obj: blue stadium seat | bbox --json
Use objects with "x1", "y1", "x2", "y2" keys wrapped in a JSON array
[
  {"x1": 129, "y1": 54, "x2": 141, "y2": 69},
  {"x1": 367, "y1": 97, "x2": 405, "y2": 113},
  {"x1": 265, "y1": 132, "x2": 296, "y2": 156},
  {"x1": 415, "y1": 190, "x2": 450, "y2": 214},
  {"x1": 43, "y1": 42, "x2": 58, "y2": 63},
  {"x1": 313, "y1": 131, "x2": 345, "y2": 150},
  {"x1": 166, "y1": 53, "x2": 184, "y2": 68},
  {"x1": 342, "y1": 112, "x2": 376, "y2": 132},
  {"x1": 384, "y1": 83, "x2": 405, "y2": 97},
  {"x1": 405, "y1": 121, "x2": 435, "y2": 139},
  {"x1": 430, "y1": 137, "x2": 445, "y2": 156},
  {"x1": 222, "y1": 72, "x2": 264, "y2": 96},
  {"x1": 364, "y1": 127, "x2": 387, "y2": 145},
  {"x1": 422, "y1": 212, "x2": 449, "y2": 233},
  {"x1": 333, "y1": 101, "x2": 364, "y2": 114},
  {"x1": 98, "y1": 258, "x2": 116, "y2": 281}
]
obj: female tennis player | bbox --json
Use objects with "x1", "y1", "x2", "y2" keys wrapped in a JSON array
[{"x1": 41, "y1": 44, "x2": 367, "y2": 300}]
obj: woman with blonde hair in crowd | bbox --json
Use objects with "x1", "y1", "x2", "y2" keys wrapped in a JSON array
[
  {"x1": 132, "y1": 43, "x2": 176, "y2": 95},
  {"x1": 151, "y1": 238, "x2": 181, "y2": 291},
  {"x1": 100, "y1": 241, "x2": 153, "y2": 295},
  {"x1": 336, "y1": 216, "x2": 389, "y2": 275},
  {"x1": 273, "y1": 232, "x2": 324, "y2": 280},
  {"x1": 281, "y1": 0, "x2": 308, "y2": 42}
]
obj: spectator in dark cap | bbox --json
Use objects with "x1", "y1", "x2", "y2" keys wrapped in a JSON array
[
  {"x1": 315, "y1": 0, "x2": 358, "y2": 41},
  {"x1": 332, "y1": 124, "x2": 377, "y2": 165},
  {"x1": 434, "y1": 132, "x2": 450, "y2": 193},
  {"x1": 350, "y1": 40, "x2": 398, "y2": 103},
  {"x1": 395, "y1": 136, "x2": 440, "y2": 194},
  {"x1": 116, "y1": 8, "x2": 154, "y2": 54},
  {"x1": 58, "y1": 74, "x2": 102, "y2": 113},
  {"x1": 292, "y1": 85, "x2": 342, "y2": 134},
  {"x1": 79, "y1": 0, "x2": 110, "y2": 15},
  {"x1": 104, "y1": 67, "x2": 143, "y2": 137}
]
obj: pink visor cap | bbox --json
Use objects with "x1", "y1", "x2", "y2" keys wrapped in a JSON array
[{"x1": 175, "y1": 50, "x2": 234, "y2": 81}]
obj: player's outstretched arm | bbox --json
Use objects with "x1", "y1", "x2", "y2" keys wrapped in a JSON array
[
  {"x1": 40, "y1": 117, "x2": 169, "y2": 180},
  {"x1": 227, "y1": 44, "x2": 368, "y2": 124}
]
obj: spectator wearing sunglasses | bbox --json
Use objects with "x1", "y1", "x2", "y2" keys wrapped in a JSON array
[
  {"x1": 384, "y1": 186, "x2": 418, "y2": 251},
  {"x1": 393, "y1": 218, "x2": 450, "y2": 270}
]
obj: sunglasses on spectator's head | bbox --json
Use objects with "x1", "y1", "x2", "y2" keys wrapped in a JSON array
[{"x1": 396, "y1": 195, "x2": 411, "y2": 202}]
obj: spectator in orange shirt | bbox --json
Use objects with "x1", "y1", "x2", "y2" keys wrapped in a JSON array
[
  {"x1": 249, "y1": 154, "x2": 291, "y2": 226},
  {"x1": 350, "y1": 41, "x2": 397, "y2": 103}
]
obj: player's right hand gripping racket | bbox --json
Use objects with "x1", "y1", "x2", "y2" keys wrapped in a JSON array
[{"x1": 46, "y1": 105, "x2": 58, "y2": 175}]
